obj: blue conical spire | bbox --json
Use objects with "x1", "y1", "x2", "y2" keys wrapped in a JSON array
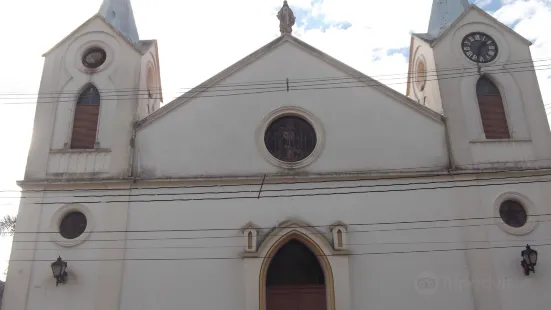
[
  {"x1": 99, "y1": 0, "x2": 140, "y2": 43},
  {"x1": 428, "y1": 0, "x2": 470, "y2": 37}
]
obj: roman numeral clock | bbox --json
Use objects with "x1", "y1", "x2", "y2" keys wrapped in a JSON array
[{"x1": 461, "y1": 32, "x2": 498, "y2": 63}]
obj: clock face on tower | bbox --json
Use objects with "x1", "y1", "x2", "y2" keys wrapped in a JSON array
[{"x1": 461, "y1": 32, "x2": 498, "y2": 63}]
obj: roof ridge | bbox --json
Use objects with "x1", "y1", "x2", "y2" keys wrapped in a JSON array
[{"x1": 136, "y1": 34, "x2": 443, "y2": 129}]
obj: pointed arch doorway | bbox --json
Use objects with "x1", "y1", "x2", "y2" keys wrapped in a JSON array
[{"x1": 265, "y1": 239, "x2": 327, "y2": 310}]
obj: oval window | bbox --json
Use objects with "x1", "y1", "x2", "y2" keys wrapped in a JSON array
[
  {"x1": 499, "y1": 200, "x2": 527, "y2": 228},
  {"x1": 82, "y1": 47, "x2": 107, "y2": 69}
]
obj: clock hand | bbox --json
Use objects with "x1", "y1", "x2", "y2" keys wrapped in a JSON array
[{"x1": 476, "y1": 43, "x2": 483, "y2": 74}]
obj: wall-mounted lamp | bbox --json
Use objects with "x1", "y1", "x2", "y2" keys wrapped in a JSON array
[
  {"x1": 51, "y1": 256, "x2": 68, "y2": 286},
  {"x1": 521, "y1": 245, "x2": 538, "y2": 276}
]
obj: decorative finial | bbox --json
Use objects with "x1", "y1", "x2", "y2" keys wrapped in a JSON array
[{"x1": 277, "y1": 1, "x2": 296, "y2": 35}]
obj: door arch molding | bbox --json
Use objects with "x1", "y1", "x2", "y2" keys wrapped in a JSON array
[
  {"x1": 242, "y1": 219, "x2": 351, "y2": 310},
  {"x1": 260, "y1": 230, "x2": 335, "y2": 310}
]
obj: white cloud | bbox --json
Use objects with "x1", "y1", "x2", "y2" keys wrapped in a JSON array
[
  {"x1": 493, "y1": 0, "x2": 540, "y2": 24},
  {"x1": 494, "y1": 0, "x2": 551, "y2": 106}
]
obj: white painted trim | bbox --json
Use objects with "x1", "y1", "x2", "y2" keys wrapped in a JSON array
[
  {"x1": 256, "y1": 106, "x2": 325, "y2": 170},
  {"x1": 493, "y1": 191, "x2": 538, "y2": 235},
  {"x1": 414, "y1": 54, "x2": 427, "y2": 93},
  {"x1": 136, "y1": 35, "x2": 444, "y2": 130},
  {"x1": 460, "y1": 70, "x2": 531, "y2": 141},
  {"x1": 410, "y1": 45, "x2": 422, "y2": 101},
  {"x1": 66, "y1": 82, "x2": 103, "y2": 149},
  {"x1": 50, "y1": 203, "x2": 94, "y2": 247},
  {"x1": 450, "y1": 21, "x2": 510, "y2": 69},
  {"x1": 18, "y1": 166, "x2": 551, "y2": 188},
  {"x1": 469, "y1": 139, "x2": 531, "y2": 144},
  {"x1": 75, "y1": 41, "x2": 114, "y2": 74},
  {"x1": 242, "y1": 220, "x2": 350, "y2": 310},
  {"x1": 43, "y1": 14, "x2": 146, "y2": 57},
  {"x1": 50, "y1": 148, "x2": 112, "y2": 153},
  {"x1": 429, "y1": 5, "x2": 532, "y2": 48}
]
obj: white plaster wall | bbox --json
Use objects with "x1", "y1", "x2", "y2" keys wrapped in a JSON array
[
  {"x1": 135, "y1": 41, "x2": 448, "y2": 178},
  {"x1": 409, "y1": 38, "x2": 444, "y2": 114},
  {"x1": 433, "y1": 9, "x2": 551, "y2": 167},
  {"x1": 482, "y1": 182, "x2": 551, "y2": 310},
  {"x1": 6, "y1": 175, "x2": 551, "y2": 310},
  {"x1": 4, "y1": 184, "x2": 131, "y2": 310},
  {"x1": 29, "y1": 17, "x2": 142, "y2": 179}
]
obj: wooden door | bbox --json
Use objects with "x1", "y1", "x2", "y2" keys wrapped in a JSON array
[{"x1": 266, "y1": 284, "x2": 326, "y2": 310}]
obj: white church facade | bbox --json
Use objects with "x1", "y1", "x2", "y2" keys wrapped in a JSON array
[{"x1": 4, "y1": 0, "x2": 551, "y2": 310}]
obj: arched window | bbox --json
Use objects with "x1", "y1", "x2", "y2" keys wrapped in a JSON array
[
  {"x1": 70, "y1": 85, "x2": 100, "y2": 149},
  {"x1": 476, "y1": 76, "x2": 510, "y2": 139}
]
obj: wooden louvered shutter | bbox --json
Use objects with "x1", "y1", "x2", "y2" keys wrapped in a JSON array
[
  {"x1": 476, "y1": 77, "x2": 510, "y2": 139},
  {"x1": 70, "y1": 85, "x2": 100, "y2": 149}
]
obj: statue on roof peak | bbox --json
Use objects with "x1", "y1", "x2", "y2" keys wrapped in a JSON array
[{"x1": 277, "y1": 1, "x2": 296, "y2": 35}]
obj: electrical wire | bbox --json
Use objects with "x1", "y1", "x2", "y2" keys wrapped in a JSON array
[
  {"x1": 9, "y1": 218, "x2": 551, "y2": 244},
  {"x1": 0, "y1": 62, "x2": 549, "y2": 105},
  {"x1": 4, "y1": 63, "x2": 551, "y2": 103},
  {"x1": 2, "y1": 168, "x2": 551, "y2": 201},
  {"x1": 2, "y1": 56, "x2": 550, "y2": 97},
  {"x1": 2, "y1": 158, "x2": 551, "y2": 195},
  {"x1": 28, "y1": 175, "x2": 551, "y2": 205},
  {"x1": 7, "y1": 242, "x2": 551, "y2": 262},
  {"x1": 7, "y1": 174, "x2": 551, "y2": 235},
  {"x1": 9, "y1": 209, "x2": 551, "y2": 235},
  {"x1": 12, "y1": 237, "x2": 551, "y2": 251}
]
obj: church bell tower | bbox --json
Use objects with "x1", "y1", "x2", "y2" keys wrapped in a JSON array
[
  {"x1": 24, "y1": 0, "x2": 163, "y2": 181},
  {"x1": 406, "y1": 0, "x2": 551, "y2": 169}
]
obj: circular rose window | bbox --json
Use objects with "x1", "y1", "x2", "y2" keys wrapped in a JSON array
[
  {"x1": 264, "y1": 115, "x2": 317, "y2": 163},
  {"x1": 59, "y1": 211, "x2": 88, "y2": 239},
  {"x1": 82, "y1": 47, "x2": 107, "y2": 69}
]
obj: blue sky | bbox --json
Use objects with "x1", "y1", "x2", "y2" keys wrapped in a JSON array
[{"x1": 476, "y1": 0, "x2": 504, "y2": 12}]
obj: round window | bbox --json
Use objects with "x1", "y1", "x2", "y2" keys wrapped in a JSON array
[
  {"x1": 59, "y1": 211, "x2": 87, "y2": 239},
  {"x1": 82, "y1": 47, "x2": 107, "y2": 69},
  {"x1": 415, "y1": 58, "x2": 427, "y2": 91},
  {"x1": 264, "y1": 115, "x2": 317, "y2": 163},
  {"x1": 499, "y1": 200, "x2": 527, "y2": 228}
]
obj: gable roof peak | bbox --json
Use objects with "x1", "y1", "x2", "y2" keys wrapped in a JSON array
[
  {"x1": 136, "y1": 34, "x2": 444, "y2": 129},
  {"x1": 428, "y1": 0, "x2": 470, "y2": 37},
  {"x1": 99, "y1": 0, "x2": 140, "y2": 43}
]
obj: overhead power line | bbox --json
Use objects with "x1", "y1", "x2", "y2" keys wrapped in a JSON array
[
  {"x1": 8, "y1": 242, "x2": 551, "y2": 262},
  {"x1": 0, "y1": 62, "x2": 550, "y2": 105},
  {"x1": 5, "y1": 62, "x2": 551, "y2": 101},
  {"x1": 2, "y1": 167, "x2": 551, "y2": 200},
  {"x1": 26, "y1": 175, "x2": 551, "y2": 205},
  {"x1": 8, "y1": 211, "x2": 551, "y2": 235},
  {"x1": 2, "y1": 158, "x2": 551, "y2": 195},
  {"x1": 10, "y1": 218, "x2": 551, "y2": 244},
  {"x1": 2, "y1": 56, "x2": 550, "y2": 97},
  {"x1": 6, "y1": 175, "x2": 551, "y2": 236},
  {"x1": 11, "y1": 237, "x2": 551, "y2": 251}
]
